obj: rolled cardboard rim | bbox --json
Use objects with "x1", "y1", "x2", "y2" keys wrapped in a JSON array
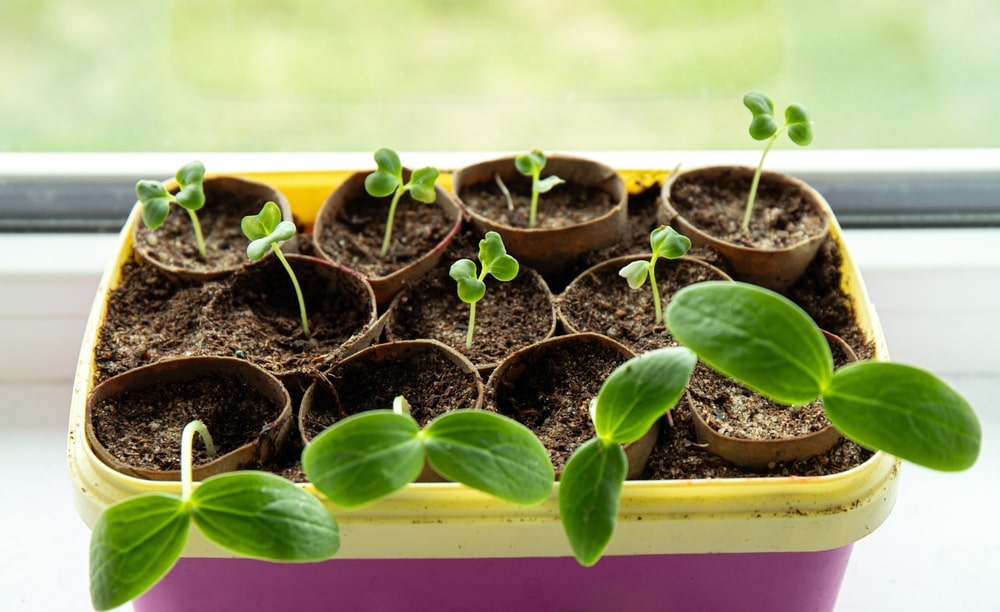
[
  {"x1": 487, "y1": 332, "x2": 654, "y2": 479},
  {"x1": 452, "y1": 155, "x2": 629, "y2": 279},
  {"x1": 312, "y1": 170, "x2": 463, "y2": 308},
  {"x1": 660, "y1": 165, "x2": 832, "y2": 292},
  {"x1": 687, "y1": 331, "x2": 858, "y2": 470},
  {"x1": 133, "y1": 175, "x2": 293, "y2": 282},
  {"x1": 85, "y1": 356, "x2": 294, "y2": 481}
]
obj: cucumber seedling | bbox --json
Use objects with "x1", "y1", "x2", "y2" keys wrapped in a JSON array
[
  {"x1": 364, "y1": 148, "x2": 440, "y2": 257},
  {"x1": 449, "y1": 231, "x2": 520, "y2": 350},
  {"x1": 135, "y1": 160, "x2": 208, "y2": 258},
  {"x1": 515, "y1": 149, "x2": 565, "y2": 228}
]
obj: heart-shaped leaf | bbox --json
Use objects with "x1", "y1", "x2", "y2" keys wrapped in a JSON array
[
  {"x1": 786, "y1": 103, "x2": 814, "y2": 146},
  {"x1": 535, "y1": 175, "x2": 566, "y2": 194},
  {"x1": 479, "y1": 231, "x2": 519, "y2": 281},
  {"x1": 649, "y1": 226, "x2": 691, "y2": 259},
  {"x1": 558, "y1": 438, "x2": 627, "y2": 566},
  {"x1": 373, "y1": 147, "x2": 401, "y2": 176},
  {"x1": 423, "y1": 410, "x2": 554, "y2": 505},
  {"x1": 450, "y1": 259, "x2": 487, "y2": 303},
  {"x1": 242, "y1": 202, "x2": 295, "y2": 261},
  {"x1": 748, "y1": 114, "x2": 779, "y2": 140},
  {"x1": 515, "y1": 150, "x2": 546, "y2": 176},
  {"x1": 365, "y1": 170, "x2": 399, "y2": 198},
  {"x1": 618, "y1": 259, "x2": 649, "y2": 289}
]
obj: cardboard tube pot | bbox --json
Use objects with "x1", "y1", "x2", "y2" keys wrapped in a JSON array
[
  {"x1": 452, "y1": 155, "x2": 628, "y2": 281},
  {"x1": 85, "y1": 356, "x2": 294, "y2": 481},
  {"x1": 660, "y1": 165, "x2": 831, "y2": 291},
  {"x1": 133, "y1": 175, "x2": 293, "y2": 281},
  {"x1": 312, "y1": 170, "x2": 462, "y2": 308},
  {"x1": 301, "y1": 339, "x2": 486, "y2": 482},
  {"x1": 687, "y1": 331, "x2": 859, "y2": 470},
  {"x1": 487, "y1": 333, "x2": 654, "y2": 478}
]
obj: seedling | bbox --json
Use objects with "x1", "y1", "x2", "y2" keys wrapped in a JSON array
[
  {"x1": 89, "y1": 420, "x2": 339, "y2": 610},
  {"x1": 515, "y1": 149, "x2": 565, "y2": 228},
  {"x1": 618, "y1": 226, "x2": 692, "y2": 323},
  {"x1": 364, "y1": 148, "x2": 440, "y2": 257},
  {"x1": 302, "y1": 395, "x2": 554, "y2": 508},
  {"x1": 450, "y1": 231, "x2": 520, "y2": 350},
  {"x1": 665, "y1": 281, "x2": 981, "y2": 472},
  {"x1": 558, "y1": 347, "x2": 697, "y2": 566},
  {"x1": 242, "y1": 201, "x2": 311, "y2": 339},
  {"x1": 135, "y1": 160, "x2": 209, "y2": 258},
  {"x1": 742, "y1": 92, "x2": 813, "y2": 230}
]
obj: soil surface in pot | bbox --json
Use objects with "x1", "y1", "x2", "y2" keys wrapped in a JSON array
[
  {"x1": 669, "y1": 170, "x2": 827, "y2": 249},
  {"x1": 95, "y1": 258, "x2": 374, "y2": 381},
  {"x1": 387, "y1": 266, "x2": 555, "y2": 368},
  {"x1": 459, "y1": 175, "x2": 615, "y2": 229},
  {"x1": 90, "y1": 373, "x2": 284, "y2": 472},
  {"x1": 559, "y1": 257, "x2": 729, "y2": 355},
  {"x1": 643, "y1": 402, "x2": 872, "y2": 479},
  {"x1": 133, "y1": 180, "x2": 274, "y2": 273},
  {"x1": 314, "y1": 191, "x2": 454, "y2": 278},
  {"x1": 489, "y1": 338, "x2": 628, "y2": 471}
]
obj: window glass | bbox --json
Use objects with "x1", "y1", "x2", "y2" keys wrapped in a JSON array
[{"x1": 1, "y1": 0, "x2": 997, "y2": 151}]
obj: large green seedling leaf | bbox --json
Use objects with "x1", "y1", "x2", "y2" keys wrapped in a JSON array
[
  {"x1": 592, "y1": 346, "x2": 696, "y2": 444},
  {"x1": 823, "y1": 361, "x2": 981, "y2": 471},
  {"x1": 191, "y1": 471, "x2": 340, "y2": 560},
  {"x1": 423, "y1": 410, "x2": 554, "y2": 505},
  {"x1": 558, "y1": 438, "x2": 627, "y2": 566},
  {"x1": 666, "y1": 281, "x2": 833, "y2": 405},
  {"x1": 302, "y1": 411, "x2": 425, "y2": 508},
  {"x1": 89, "y1": 494, "x2": 190, "y2": 611}
]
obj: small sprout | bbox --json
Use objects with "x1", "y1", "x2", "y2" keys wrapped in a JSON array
[
  {"x1": 559, "y1": 348, "x2": 697, "y2": 566},
  {"x1": 742, "y1": 92, "x2": 813, "y2": 230},
  {"x1": 89, "y1": 420, "x2": 339, "y2": 610},
  {"x1": 302, "y1": 397, "x2": 554, "y2": 509},
  {"x1": 242, "y1": 201, "x2": 311, "y2": 339},
  {"x1": 515, "y1": 149, "x2": 565, "y2": 228},
  {"x1": 495, "y1": 172, "x2": 515, "y2": 211},
  {"x1": 135, "y1": 160, "x2": 208, "y2": 258},
  {"x1": 449, "y1": 231, "x2": 519, "y2": 350},
  {"x1": 665, "y1": 281, "x2": 982, "y2": 472},
  {"x1": 364, "y1": 148, "x2": 440, "y2": 257},
  {"x1": 618, "y1": 226, "x2": 692, "y2": 323}
]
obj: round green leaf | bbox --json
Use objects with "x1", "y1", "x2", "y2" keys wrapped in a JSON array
[
  {"x1": 175, "y1": 160, "x2": 206, "y2": 186},
  {"x1": 593, "y1": 347, "x2": 696, "y2": 444},
  {"x1": 665, "y1": 281, "x2": 833, "y2": 405},
  {"x1": 749, "y1": 114, "x2": 779, "y2": 140},
  {"x1": 411, "y1": 166, "x2": 440, "y2": 188},
  {"x1": 135, "y1": 180, "x2": 169, "y2": 203},
  {"x1": 373, "y1": 147, "x2": 401, "y2": 175},
  {"x1": 787, "y1": 120, "x2": 814, "y2": 147},
  {"x1": 558, "y1": 439, "x2": 627, "y2": 567},
  {"x1": 90, "y1": 494, "x2": 190, "y2": 611},
  {"x1": 450, "y1": 259, "x2": 486, "y2": 303},
  {"x1": 823, "y1": 362, "x2": 981, "y2": 471},
  {"x1": 535, "y1": 175, "x2": 565, "y2": 194},
  {"x1": 192, "y1": 471, "x2": 340, "y2": 561},
  {"x1": 139, "y1": 196, "x2": 171, "y2": 230},
  {"x1": 515, "y1": 150, "x2": 545, "y2": 176},
  {"x1": 174, "y1": 183, "x2": 205, "y2": 211},
  {"x1": 488, "y1": 254, "x2": 519, "y2": 282},
  {"x1": 619, "y1": 260, "x2": 649, "y2": 289},
  {"x1": 649, "y1": 226, "x2": 691, "y2": 259},
  {"x1": 785, "y1": 103, "x2": 811, "y2": 126},
  {"x1": 743, "y1": 91, "x2": 774, "y2": 116},
  {"x1": 302, "y1": 411, "x2": 425, "y2": 508},
  {"x1": 423, "y1": 410, "x2": 554, "y2": 505},
  {"x1": 365, "y1": 170, "x2": 399, "y2": 197},
  {"x1": 408, "y1": 182, "x2": 437, "y2": 203}
]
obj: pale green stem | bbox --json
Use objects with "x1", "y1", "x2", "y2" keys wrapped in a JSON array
[
  {"x1": 465, "y1": 301, "x2": 477, "y2": 350},
  {"x1": 648, "y1": 256, "x2": 663, "y2": 324},
  {"x1": 185, "y1": 208, "x2": 208, "y2": 259},
  {"x1": 495, "y1": 173, "x2": 514, "y2": 211},
  {"x1": 380, "y1": 187, "x2": 406, "y2": 257},
  {"x1": 271, "y1": 245, "x2": 311, "y2": 339},
  {"x1": 528, "y1": 172, "x2": 540, "y2": 228},
  {"x1": 743, "y1": 125, "x2": 790, "y2": 230},
  {"x1": 181, "y1": 420, "x2": 216, "y2": 502}
]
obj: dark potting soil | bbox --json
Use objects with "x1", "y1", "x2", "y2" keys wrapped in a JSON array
[
  {"x1": 459, "y1": 176, "x2": 615, "y2": 229},
  {"x1": 558, "y1": 257, "x2": 729, "y2": 355},
  {"x1": 132, "y1": 180, "x2": 275, "y2": 273},
  {"x1": 489, "y1": 338, "x2": 629, "y2": 472},
  {"x1": 314, "y1": 191, "x2": 455, "y2": 278},
  {"x1": 95, "y1": 257, "x2": 374, "y2": 382},
  {"x1": 668, "y1": 169, "x2": 827, "y2": 249},
  {"x1": 90, "y1": 373, "x2": 283, "y2": 472},
  {"x1": 386, "y1": 266, "x2": 555, "y2": 368}
]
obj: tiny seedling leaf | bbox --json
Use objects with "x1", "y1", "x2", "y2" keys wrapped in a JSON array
[
  {"x1": 515, "y1": 150, "x2": 546, "y2": 176},
  {"x1": 302, "y1": 411, "x2": 425, "y2": 508},
  {"x1": 558, "y1": 438, "x2": 627, "y2": 566},
  {"x1": 409, "y1": 167, "x2": 441, "y2": 203},
  {"x1": 89, "y1": 494, "x2": 190, "y2": 611},
  {"x1": 191, "y1": 471, "x2": 340, "y2": 561},
  {"x1": 365, "y1": 170, "x2": 400, "y2": 198},
  {"x1": 450, "y1": 259, "x2": 486, "y2": 303},
  {"x1": 373, "y1": 147, "x2": 402, "y2": 176},
  {"x1": 823, "y1": 362, "x2": 981, "y2": 471},
  {"x1": 786, "y1": 103, "x2": 814, "y2": 146},
  {"x1": 592, "y1": 347, "x2": 697, "y2": 444},
  {"x1": 666, "y1": 281, "x2": 833, "y2": 405},
  {"x1": 650, "y1": 225, "x2": 692, "y2": 259},
  {"x1": 173, "y1": 161, "x2": 207, "y2": 211},
  {"x1": 535, "y1": 175, "x2": 566, "y2": 194},
  {"x1": 479, "y1": 231, "x2": 519, "y2": 281},
  {"x1": 618, "y1": 260, "x2": 649, "y2": 289},
  {"x1": 242, "y1": 201, "x2": 296, "y2": 261},
  {"x1": 423, "y1": 410, "x2": 554, "y2": 505},
  {"x1": 743, "y1": 91, "x2": 775, "y2": 117}
]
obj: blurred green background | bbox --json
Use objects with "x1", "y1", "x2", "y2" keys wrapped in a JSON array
[{"x1": 2, "y1": 0, "x2": 997, "y2": 152}]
